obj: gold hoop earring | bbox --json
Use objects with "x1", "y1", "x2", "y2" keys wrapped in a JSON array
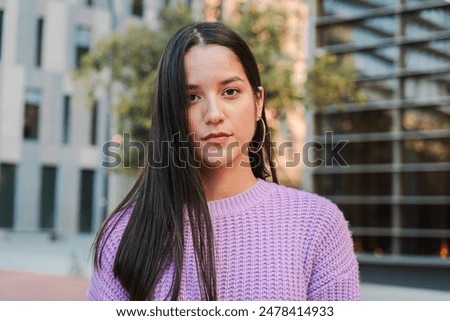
[{"x1": 248, "y1": 118, "x2": 266, "y2": 154}]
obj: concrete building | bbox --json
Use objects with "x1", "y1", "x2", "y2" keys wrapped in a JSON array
[
  {"x1": 307, "y1": 0, "x2": 450, "y2": 291},
  {"x1": 0, "y1": 0, "x2": 202, "y2": 237}
]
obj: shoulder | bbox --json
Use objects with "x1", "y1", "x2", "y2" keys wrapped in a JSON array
[
  {"x1": 97, "y1": 205, "x2": 134, "y2": 264},
  {"x1": 261, "y1": 180, "x2": 347, "y2": 236},
  {"x1": 261, "y1": 180, "x2": 340, "y2": 218},
  {"x1": 87, "y1": 205, "x2": 134, "y2": 300},
  {"x1": 104, "y1": 206, "x2": 134, "y2": 237}
]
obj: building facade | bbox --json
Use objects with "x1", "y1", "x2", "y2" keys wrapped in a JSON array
[
  {"x1": 0, "y1": 0, "x2": 202, "y2": 237},
  {"x1": 307, "y1": 0, "x2": 450, "y2": 289}
]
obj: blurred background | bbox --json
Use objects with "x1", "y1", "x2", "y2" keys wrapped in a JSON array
[{"x1": 0, "y1": 0, "x2": 449, "y2": 300}]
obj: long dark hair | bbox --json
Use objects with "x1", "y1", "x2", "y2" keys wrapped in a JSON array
[{"x1": 93, "y1": 22, "x2": 278, "y2": 301}]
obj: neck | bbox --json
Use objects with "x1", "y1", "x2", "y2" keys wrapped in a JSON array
[{"x1": 200, "y1": 164, "x2": 257, "y2": 202}]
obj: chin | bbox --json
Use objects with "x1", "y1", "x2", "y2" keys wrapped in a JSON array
[
  {"x1": 200, "y1": 158, "x2": 232, "y2": 170},
  {"x1": 201, "y1": 154, "x2": 250, "y2": 170}
]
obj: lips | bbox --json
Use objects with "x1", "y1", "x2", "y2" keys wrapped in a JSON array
[{"x1": 202, "y1": 132, "x2": 232, "y2": 143}]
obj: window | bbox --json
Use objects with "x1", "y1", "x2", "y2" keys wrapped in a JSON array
[
  {"x1": 40, "y1": 166, "x2": 57, "y2": 229},
  {"x1": 314, "y1": 172, "x2": 392, "y2": 196},
  {"x1": 358, "y1": 78, "x2": 396, "y2": 102},
  {"x1": 402, "y1": 106, "x2": 450, "y2": 132},
  {"x1": 23, "y1": 88, "x2": 42, "y2": 140},
  {"x1": 0, "y1": 10, "x2": 4, "y2": 60},
  {"x1": 352, "y1": 47, "x2": 398, "y2": 77},
  {"x1": 90, "y1": 101, "x2": 98, "y2": 145},
  {"x1": 317, "y1": 0, "x2": 394, "y2": 18},
  {"x1": 131, "y1": 0, "x2": 144, "y2": 17},
  {"x1": 62, "y1": 95, "x2": 71, "y2": 144},
  {"x1": 404, "y1": 40, "x2": 450, "y2": 71},
  {"x1": 402, "y1": 138, "x2": 450, "y2": 163},
  {"x1": 315, "y1": 141, "x2": 393, "y2": 165},
  {"x1": 75, "y1": 26, "x2": 91, "y2": 68},
  {"x1": 401, "y1": 171, "x2": 450, "y2": 196},
  {"x1": 403, "y1": 72, "x2": 450, "y2": 100},
  {"x1": 341, "y1": 204, "x2": 392, "y2": 228},
  {"x1": 0, "y1": 164, "x2": 16, "y2": 228},
  {"x1": 401, "y1": 205, "x2": 450, "y2": 230},
  {"x1": 352, "y1": 236, "x2": 392, "y2": 255},
  {"x1": 318, "y1": 16, "x2": 396, "y2": 48},
  {"x1": 79, "y1": 169, "x2": 95, "y2": 233},
  {"x1": 24, "y1": 104, "x2": 39, "y2": 139},
  {"x1": 403, "y1": 7, "x2": 450, "y2": 40},
  {"x1": 36, "y1": 18, "x2": 44, "y2": 67},
  {"x1": 315, "y1": 109, "x2": 392, "y2": 135}
]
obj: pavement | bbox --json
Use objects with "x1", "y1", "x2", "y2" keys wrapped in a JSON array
[
  {"x1": 0, "y1": 269, "x2": 89, "y2": 300},
  {"x1": 0, "y1": 231, "x2": 94, "y2": 278},
  {"x1": 0, "y1": 231, "x2": 93, "y2": 300},
  {"x1": 2, "y1": 230, "x2": 450, "y2": 301}
]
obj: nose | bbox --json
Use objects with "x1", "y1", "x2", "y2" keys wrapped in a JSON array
[{"x1": 204, "y1": 95, "x2": 225, "y2": 124}]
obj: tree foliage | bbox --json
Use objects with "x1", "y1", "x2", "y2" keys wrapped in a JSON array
[
  {"x1": 229, "y1": 5, "x2": 298, "y2": 116},
  {"x1": 304, "y1": 52, "x2": 365, "y2": 112}
]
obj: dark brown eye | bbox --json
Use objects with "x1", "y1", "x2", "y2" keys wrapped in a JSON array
[
  {"x1": 189, "y1": 94, "x2": 200, "y2": 102},
  {"x1": 223, "y1": 88, "x2": 239, "y2": 96}
]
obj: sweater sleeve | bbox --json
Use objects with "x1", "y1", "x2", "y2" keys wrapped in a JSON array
[
  {"x1": 86, "y1": 211, "x2": 131, "y2": 301},
  {"x1": 306, "y1": 204, "x2": 361, "y2": 301}
]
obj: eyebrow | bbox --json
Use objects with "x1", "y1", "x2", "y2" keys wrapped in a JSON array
[{"x1": 187, "y1": 76, "x2": 245, "y2": 90}]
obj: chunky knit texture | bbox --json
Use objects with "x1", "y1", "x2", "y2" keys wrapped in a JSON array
[{"x1": 87, "y1": 179, "x2": 360, "y2": 300}]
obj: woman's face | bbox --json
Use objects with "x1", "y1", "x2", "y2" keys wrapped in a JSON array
[{"x1": 185, "y1": 45, "x2": 264, "y2": 169}]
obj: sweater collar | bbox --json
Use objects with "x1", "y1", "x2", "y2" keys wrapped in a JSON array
[{"x1": 207, "y1": 178, "x2": 274, "y2": 214}]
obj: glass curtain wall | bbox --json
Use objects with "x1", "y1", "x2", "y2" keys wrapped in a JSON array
[{"x1": 312, "y1": 0, "x2": 450, "y2": 258}]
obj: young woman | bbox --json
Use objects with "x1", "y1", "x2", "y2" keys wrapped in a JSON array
[{"x1": 87, "y1": 22, "x2": 360, "y2": 301}]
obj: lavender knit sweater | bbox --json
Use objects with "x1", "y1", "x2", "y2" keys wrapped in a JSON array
[{"x1": 87, "y1": 179, "x2": 360, "y2": 300}]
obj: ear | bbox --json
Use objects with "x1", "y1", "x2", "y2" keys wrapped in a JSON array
[{"x1": 255, "y1": 86, "x2": 264, "y2": 120}]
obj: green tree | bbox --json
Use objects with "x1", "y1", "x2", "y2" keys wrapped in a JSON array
[
  {"x1": 73, "y1": 4, "x2": 193, "y2": 146},
  {"x1": 228, "y1": 5, "x2": 298, "y2": 115},
  {"x1": 304, "y1": 52, "x2": 365, "y2": 112}
]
